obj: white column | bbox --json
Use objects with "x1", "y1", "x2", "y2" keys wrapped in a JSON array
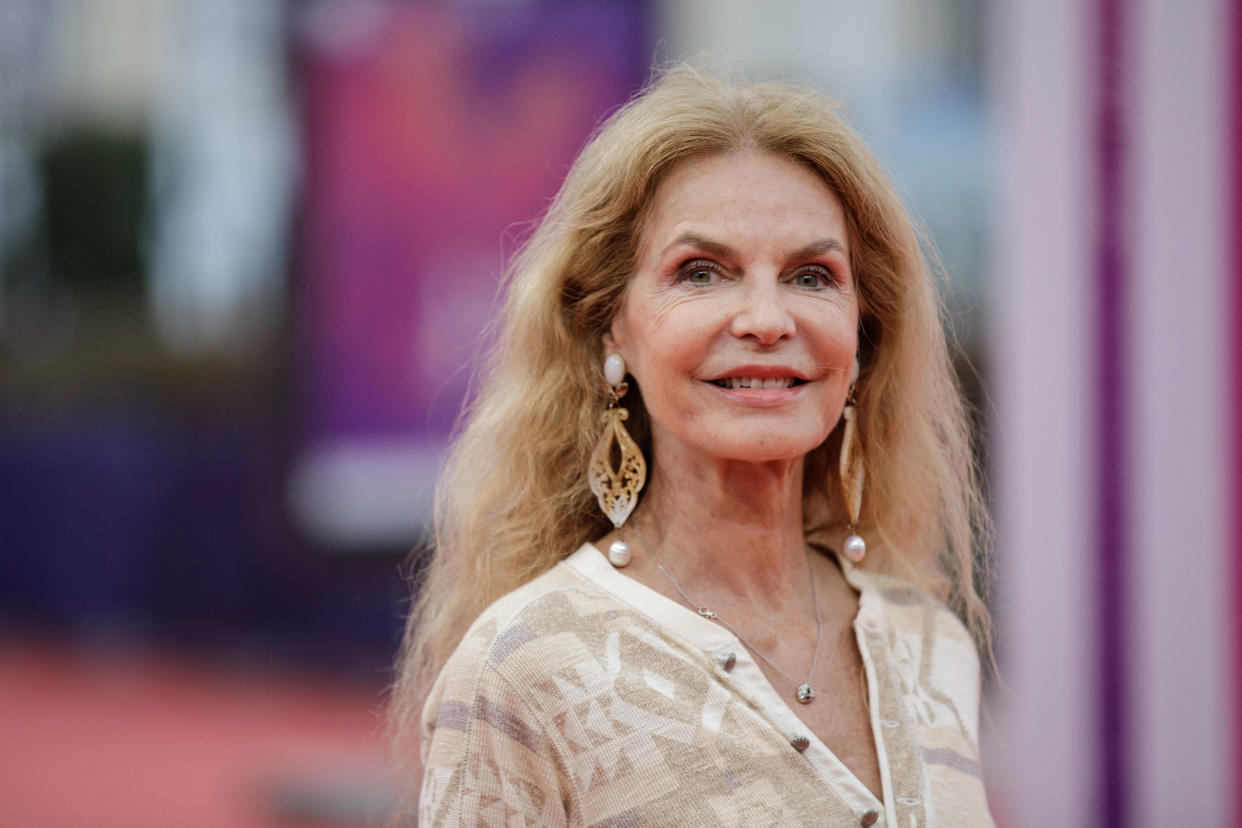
[
  {"x1": 986, "y1": 0, "x2": 1097, "y2": 824},
  {"x1": 147, "y1": 0, "x2": 295, "y2": 354},
  {"x1": 1129, "y1": 0, "x2": 1233, "y2": 822}
]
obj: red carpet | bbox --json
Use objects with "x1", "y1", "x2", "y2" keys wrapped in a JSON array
[{"x1": 0, "y1": 638, "x2": 406, "y2": 827}]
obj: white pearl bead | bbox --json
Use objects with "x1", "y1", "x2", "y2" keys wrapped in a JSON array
[
  {"x1": 843, "y1": 534, "x2": 866, "y2": 563},
  {"x1": 604, "y1": 353, "x2": 626, "y2": 386},
  {"x1": 607, "y1": 539, "x2": 631, "y2": 567}
]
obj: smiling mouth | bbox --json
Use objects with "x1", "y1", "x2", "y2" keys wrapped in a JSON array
[{"x1": 711, "y1": 377, "x2": 806, "y2": 390}]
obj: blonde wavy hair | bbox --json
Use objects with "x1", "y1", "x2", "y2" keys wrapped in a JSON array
[{"x1": 390, "y1": 62, "x2": 992, "y2": 776}]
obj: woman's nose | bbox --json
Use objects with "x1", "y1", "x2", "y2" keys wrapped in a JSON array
[{"x1": 729, "y1": 280, "x2": 795, "y2": 345}]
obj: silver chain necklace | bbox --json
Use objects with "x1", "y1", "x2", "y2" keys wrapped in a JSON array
[{"x1": 630, "y1": 521, "x2": 823, "y2": 705}]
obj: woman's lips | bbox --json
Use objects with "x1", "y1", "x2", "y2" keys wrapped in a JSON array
[
  {"x1": 710, "y1": 376, "x2": 803, "y2": 389},
  {"x1": 703, "y1": 377, "x2": 808, "y2": 405}
]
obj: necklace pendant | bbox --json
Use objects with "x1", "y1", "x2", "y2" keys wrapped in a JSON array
[
  {"x1": 796, "y1": 683, "x2": 816, "y2": 704},
  {"x1": 697, "y1": 608, "x2": 718, "y2": 620}
]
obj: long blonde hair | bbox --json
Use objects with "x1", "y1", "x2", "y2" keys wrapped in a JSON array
[{"x1": 390, "y1": 61, "x2": 992, "y2": 773}]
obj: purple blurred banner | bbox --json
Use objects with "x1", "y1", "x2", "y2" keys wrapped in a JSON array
[{"x1": 292, "y1": 2, "x2": 646, "y2": 547}]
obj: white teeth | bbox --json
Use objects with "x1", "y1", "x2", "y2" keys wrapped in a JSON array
[{"x1": 719, "y1": 377, "x2": 795, "y2": 389}]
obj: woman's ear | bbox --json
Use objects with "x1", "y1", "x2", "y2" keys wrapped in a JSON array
[{"x1": 604, "y1": 293, "x2": 632, "y2": 356}]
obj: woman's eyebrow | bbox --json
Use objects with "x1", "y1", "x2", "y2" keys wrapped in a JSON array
[
  {"x1": 659, "y1": 233, "x2": 735, "y2": 260},
  {"x1": 789, "y1": 238, "x2": 848, "y2": 261},
  {"x1": 659, "y1": 235, "x2": 846, "y2": 262}
]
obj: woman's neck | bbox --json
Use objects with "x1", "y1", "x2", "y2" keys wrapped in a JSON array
[{"x1": 630, "y1": 438, "x2": 812, "y2": 610}]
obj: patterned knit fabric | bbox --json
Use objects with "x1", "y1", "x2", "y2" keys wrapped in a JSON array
[{"x1": 419, "y1": 544, "x2": 993, "y2": 827}]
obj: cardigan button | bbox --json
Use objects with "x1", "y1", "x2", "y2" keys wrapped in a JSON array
[
  {"x1": 860, "y1": 810, "x2": 880, "y2": 826},
  {"x1": 790, "y1": 735, "x2": 810, "y2": 752},
  {"x1": 719, "y1": 652, "x2": 736, "y2": 672},
  {"x1": 857, "y1": 610, "x2": 882, "y2": 634}
]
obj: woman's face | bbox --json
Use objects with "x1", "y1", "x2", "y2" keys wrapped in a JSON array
[{"x1": 607, "y1": 152, "x2": 860, "y2": 467}]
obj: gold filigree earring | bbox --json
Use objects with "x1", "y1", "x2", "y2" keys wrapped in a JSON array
[
  {"x1": 588, "y1": 353, "x2": 647, "y2": 567},
  {"x1": 840, "y1": 359, "x2": 866, "y2": 563}
]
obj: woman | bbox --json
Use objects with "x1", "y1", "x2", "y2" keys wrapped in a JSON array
[{"x1": 392, "y1": 64, "x2": 994, "y2": 826}]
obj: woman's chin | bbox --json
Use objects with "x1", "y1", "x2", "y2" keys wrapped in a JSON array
[{"x1": 682, "y1": 434, "x2": 823, "y2": 467}]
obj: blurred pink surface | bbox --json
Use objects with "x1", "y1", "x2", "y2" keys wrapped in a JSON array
[{"x1": 0, "y1": 638, "x2": 400, "y2": 828}]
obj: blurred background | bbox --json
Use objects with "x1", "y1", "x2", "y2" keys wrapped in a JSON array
[{"x1": 0, "y1": 0, "x2": 1235, "y2": 826}]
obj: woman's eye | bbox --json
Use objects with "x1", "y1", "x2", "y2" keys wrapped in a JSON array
[
  {"x1": 793, "y1": 269, "x2": 832, "y2": 288},
  {"x1": 679, "y1": 261, "x2": 718, "y2": 284}
]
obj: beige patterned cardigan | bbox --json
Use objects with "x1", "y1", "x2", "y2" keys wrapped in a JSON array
[{"x1": 419, "y1": 544, "x2": 993, "y2": 827}]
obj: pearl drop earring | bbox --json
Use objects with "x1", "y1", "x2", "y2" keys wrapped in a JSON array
[
  {"x1": 587, "y1": 353, "x2": 646, "y2": 567},
  {"x1": 840, "y1": 359, "x2": 866, "y2": 563}
]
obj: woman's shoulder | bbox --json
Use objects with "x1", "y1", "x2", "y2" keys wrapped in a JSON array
[
  {"x1": 418, "y1": 541, "x2": 673, "y2": 792},
  {"x1": 848, "y1": 564, "x2": 981, "y2": 688},
  {"x1": 848, "y1": 562, "x2": 975, "y2": 649},
  {"x1": 419, "y1": 547, "x2": 618, "y2": 824},
  {"x1": 448, "y1": 548, "x2": 606, "y2": 662},
  {"x1": 426, "y1": 544, "x2": 631, "y2": 708},
  {"x1": 848, "y1": 561, "x2": 983, "y2": 740}
]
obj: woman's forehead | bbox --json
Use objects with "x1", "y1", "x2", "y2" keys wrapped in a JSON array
[{"x1": 636, "y1": 152, "x2": 850, "y2": 264}]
